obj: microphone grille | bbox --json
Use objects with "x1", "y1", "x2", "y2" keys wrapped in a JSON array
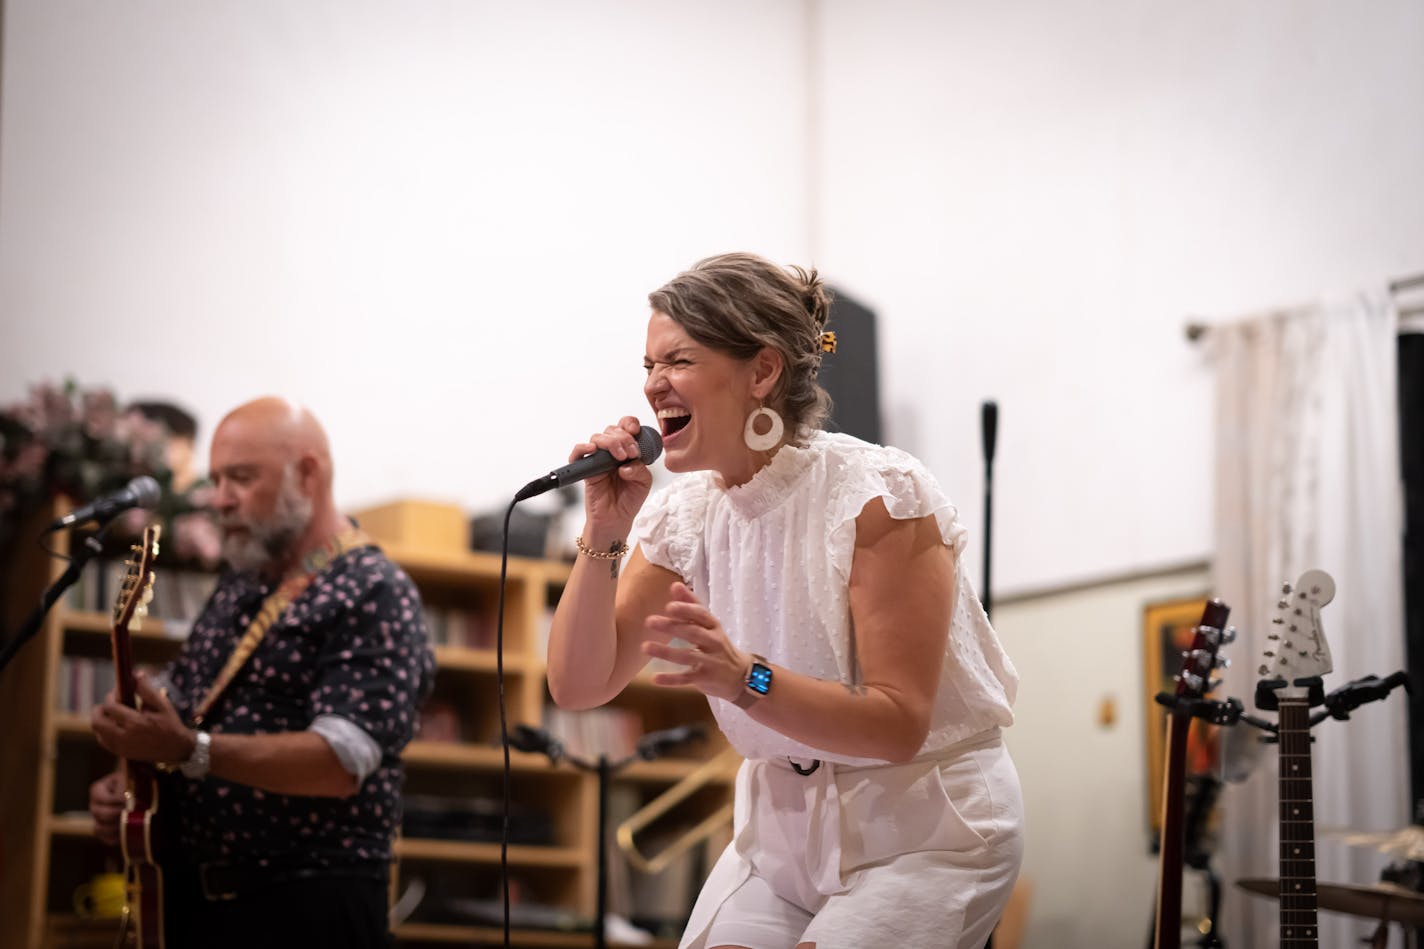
[
  {"x1": 636, "y1": 426, "x2": 663, "y2": 465},
  {"x1": 129, "y1": 475, "x2": 163, "y2": 509}
]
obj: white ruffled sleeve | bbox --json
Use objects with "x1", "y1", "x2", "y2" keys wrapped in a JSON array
[
  {"x1": 631, "y1": 476, "x2": 709, "y2": 583},
  {"x1": 825, "y1": 443, "x2": 967, "y2": 584}
]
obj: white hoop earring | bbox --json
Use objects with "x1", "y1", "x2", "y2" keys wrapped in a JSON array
[{"x1": 743, "y1": 405, "x2": 784, "y2": 452}]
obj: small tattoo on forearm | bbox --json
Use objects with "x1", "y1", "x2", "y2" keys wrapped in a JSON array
[{"x1": 609, "y1": 543, "x2": 621, "y2": 580}]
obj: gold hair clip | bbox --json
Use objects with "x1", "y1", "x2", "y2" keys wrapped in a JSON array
[{"x1": 818, "y1": 331, "x2": 838, "y2": 354}]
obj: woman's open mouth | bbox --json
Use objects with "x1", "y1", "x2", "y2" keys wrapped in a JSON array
[{"x1": 657, "y1": 408, "x2": 691, "y2": 441}]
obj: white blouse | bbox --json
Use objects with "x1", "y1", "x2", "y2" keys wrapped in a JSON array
[{"x1": 632, "y1": 430, "x2": 1018, "y2": 766}]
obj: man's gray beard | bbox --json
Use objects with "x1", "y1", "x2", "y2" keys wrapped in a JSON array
[{"x1": 221, "y1": 473, "x2": 313, "y2": 574}]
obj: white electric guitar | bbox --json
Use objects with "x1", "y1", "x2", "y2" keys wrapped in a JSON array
[{"x1": 1257, "y1": 568, "x2": 1336, "y2": 949}]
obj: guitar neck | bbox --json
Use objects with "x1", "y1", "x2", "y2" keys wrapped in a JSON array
[
  {"x1": 1154, "y1": 712, "x2": 1189, "y2": 949},
  {"x1": 1277, "y1": 697, "x2": 1317, "y2": 948},
  {"x1": 110, "y1": 622, "x2": 139, "y2": 710}
]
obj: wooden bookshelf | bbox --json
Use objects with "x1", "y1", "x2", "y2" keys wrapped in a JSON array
[{"x1": 0, "y1": 500, "x2": 732, "y2": 949}]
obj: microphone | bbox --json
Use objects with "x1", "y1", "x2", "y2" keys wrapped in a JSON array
[
  {"x1": 515, "y1": 426, "x2": 662, "y2": 502},
  {"x1": 50, "y1": 475, "x2": 162, "y2": 530},
  {"x1": 981, "y1": 401, "x2": 998, "y2": 466},
  {"x1": 507, "y1": 724, "x2": 564, "y2": 762},
  {"x1": 636, "y1": 723, "x2": 706, "y2": 760}
]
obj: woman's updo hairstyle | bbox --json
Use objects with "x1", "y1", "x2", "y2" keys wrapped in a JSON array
[{"x1": 648, "y1": 252, "x2": 834, "y2": 438}]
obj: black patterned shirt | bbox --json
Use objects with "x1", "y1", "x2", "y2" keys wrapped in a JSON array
[{"x1": 161, "y1": 545, "x2": 434, "y2": 870}]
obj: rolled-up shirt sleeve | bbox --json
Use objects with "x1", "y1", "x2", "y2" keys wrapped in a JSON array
[{"x1": 309, "y1": 713, "x2": 383, "y2": 784}]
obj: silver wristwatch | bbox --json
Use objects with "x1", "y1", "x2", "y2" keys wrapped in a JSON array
[{"x1": 180, "y1": 730, "x2": 212, "y2": 779}]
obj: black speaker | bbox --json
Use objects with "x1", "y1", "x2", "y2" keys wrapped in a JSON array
[{"x1": 819, "y1": 286, "x2": 883, "y2": 445}]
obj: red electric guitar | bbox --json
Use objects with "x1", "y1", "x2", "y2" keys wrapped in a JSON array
[
  {"x1": 1257, "y1": 569, "x2": 1336, "y2": 949},
  {"x1": 111, "y1": 523, "x2": 165, "y2": 948},
  {"x1": 1153, "y1": 598, "x2": 1233, "y2": 949}
]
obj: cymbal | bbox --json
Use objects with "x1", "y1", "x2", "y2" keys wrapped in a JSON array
[
  {"x1": 1323, "y1": 824, "x2": 1424, "y2": 862},
  {"x1": 1237, "y1": 878, "x2": 1424, "y2": 926}
]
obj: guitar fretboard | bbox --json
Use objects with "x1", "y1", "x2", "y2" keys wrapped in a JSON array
[{"x1": 1277, "y1": 697, "x2": 1317, "y2": 948}]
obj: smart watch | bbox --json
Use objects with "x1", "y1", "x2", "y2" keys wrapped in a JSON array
[{"x1": 734, "y1": 655, "x2": 773, "y2": 709}]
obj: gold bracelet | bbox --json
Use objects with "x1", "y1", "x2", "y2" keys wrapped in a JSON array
[{"x1": 575, "y1": 536, "x2": 629, "y2": 560}]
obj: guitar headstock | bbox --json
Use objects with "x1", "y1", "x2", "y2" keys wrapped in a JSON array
[
  {"x1": 113, "y1": 524, "x2": 162, "y2": 634},
  {"x1": 1258, "y1": 568, "x2": 1335, "y2": 686},
  {"x1": 1173, "y1": 599, "x2": 1235, "y2": 700}
]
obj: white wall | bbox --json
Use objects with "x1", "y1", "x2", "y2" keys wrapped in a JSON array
[
  {"x1": 5, "y1": 2, "x2": 1423, "y2": 594},
  {"x1": 0, "y1": 0, "x2": 814, "y2": 517},
  {"x1": 815, "y1": 0, "x2": 1424, "y2": 593}
]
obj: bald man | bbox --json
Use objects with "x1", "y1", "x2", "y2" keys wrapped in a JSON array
[{"x1": 89, "y1": 397, "x2": 434, "y2": 948}]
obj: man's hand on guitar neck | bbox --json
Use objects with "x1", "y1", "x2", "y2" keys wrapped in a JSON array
[
  {"x1": 89, "y1": 770, "x2": 126, "y2": 846},
  {"x1": 92, "y1": 671, "x2": 363, "y2": 799},
  {"x1": 91, "y1": 672, "x2": 197, "y2": 767}
]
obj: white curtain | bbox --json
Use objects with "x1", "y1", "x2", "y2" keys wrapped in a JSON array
[{"x1": 1208, "y1": 292, "x2": 1409, "y2": 947}]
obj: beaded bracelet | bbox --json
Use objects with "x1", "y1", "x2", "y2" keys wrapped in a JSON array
[{"x1": 575, "y1": 536, "x2": 629, "y2": 560}]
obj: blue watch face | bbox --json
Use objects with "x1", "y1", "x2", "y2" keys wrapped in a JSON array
[{"x1": 747, "y1": 662, "x2": 773, "y2": 695}]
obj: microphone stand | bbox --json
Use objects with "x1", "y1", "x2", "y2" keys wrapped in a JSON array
[
  {"x1": 980, "y1": 400, "x2": 997, "y2": 949},
  {"x1": 510, "y1": 724, "x2": 705, "y2": 949},
  {"x1": 0, "y1": 525, "x2": 109, "y2": 678},
  {"x1": 980, "y1": 401, "x2": 997, "y2": 619}
]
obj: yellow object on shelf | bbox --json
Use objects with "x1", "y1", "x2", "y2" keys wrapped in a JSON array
[{"x1": 351, "y1": 500, "x2": 468, "y2": 552}]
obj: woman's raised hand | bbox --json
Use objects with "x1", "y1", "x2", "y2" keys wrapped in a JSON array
[
  {"x1": 642, "y1": 582, "x2": 749, "y2": 703},
  {"x1": 577, "y1": 416, "x2": 655, "y2": 540}
]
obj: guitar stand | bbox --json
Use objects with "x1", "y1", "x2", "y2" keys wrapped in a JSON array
[
  {"x1": 1143, "y1": 674, "x2": 1408, "y2": 949},
  {"x1": 1249, "y1": 670, "x2": 1410, "y2": 740},
  {"x1": 1148, "y1": 694, "x2": 1250, "y2": 949}
]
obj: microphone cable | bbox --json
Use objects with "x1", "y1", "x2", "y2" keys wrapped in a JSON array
[{"x1": 493, "y1": 498, "x2": 516, "y2": 949}]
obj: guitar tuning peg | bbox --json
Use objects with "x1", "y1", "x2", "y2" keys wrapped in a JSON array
[
  {"x1": 1181, "y1": 672, "x2": 1204, "y2": 692},
  {"x1": 1207, "y1": 678, "x2": 1222, "y2": 692},
  {"x1": 1213, "y1": 655, "x2": 1230, "y2": 669},
  {"x1": 1220, "y1": 625, "x2": 1238, "y2": 644}
]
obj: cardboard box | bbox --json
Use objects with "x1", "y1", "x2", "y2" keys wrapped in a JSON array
[{"x1": 350, "y1": 499, "x2": 467, "y2": 552}]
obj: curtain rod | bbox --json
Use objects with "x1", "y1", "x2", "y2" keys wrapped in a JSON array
[
  {"x1": 1391, "y1": 272, "x2": 1424, "y2": 294},
  {"x1": 1185, "y1": 270, "x2": 1424, "y2": 342}
]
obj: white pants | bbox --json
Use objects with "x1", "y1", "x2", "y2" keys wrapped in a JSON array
[{"x1": 683, "y1": 731, "x2": 1024, "y2": 949}]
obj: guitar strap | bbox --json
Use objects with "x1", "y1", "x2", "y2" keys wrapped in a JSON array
[{"x1": 190, "y1": 527, "x2": 372, "y2": 727}]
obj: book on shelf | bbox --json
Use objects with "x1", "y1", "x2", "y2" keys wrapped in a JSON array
[
  {"x1": 64, "y1": 558, "x2": 214, "y2": 635},
  {"x1": 415, "y1": 698, "x2": 464, "y2": 743},
  {"x1": 55, "y1": 657, "x2": 160, "y2": 714},
  {"x1": 423, "y1": 606, "x2": 494, "y2": 650}
]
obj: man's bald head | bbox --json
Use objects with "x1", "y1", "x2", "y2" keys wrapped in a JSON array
[
  {"x1": 214, "y1": 397, "x2": 332, "y2": 484},
  {"x1": 209, "y1": 397, "x2": 340, "y2": 574}
]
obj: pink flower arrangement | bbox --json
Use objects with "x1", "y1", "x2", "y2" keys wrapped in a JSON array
[{"x1": 0, "y1": 380, "x2": 221, "y2": 568}]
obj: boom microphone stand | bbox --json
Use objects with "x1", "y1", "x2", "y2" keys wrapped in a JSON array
[
  {"x1": 0, "y1": 526, "x2": 110, "y2": 678},
  {"x1": 509, "y1": 723, "x2": 706, "y2": 949}
]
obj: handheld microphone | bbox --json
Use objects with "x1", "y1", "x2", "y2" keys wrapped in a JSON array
[
  {"x1": 50, "y1": 475, "x2": 162, "y2": 530},
  {"x1": 515, "y1": 426, "x2": 663, "y2": 502}
]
